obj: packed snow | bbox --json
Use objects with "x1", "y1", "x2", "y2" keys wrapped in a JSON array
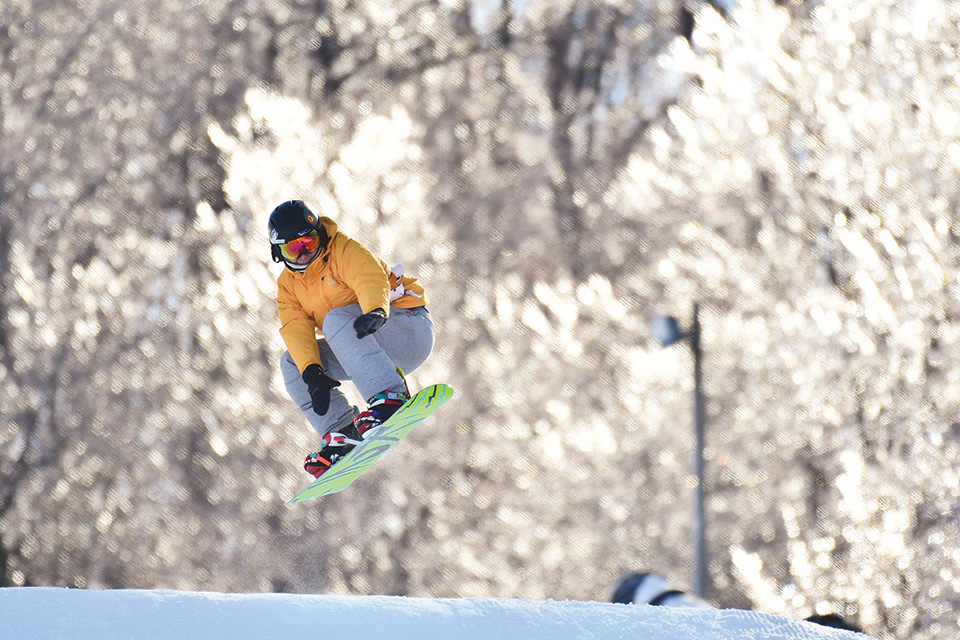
[{"x1": 2, "y1": 587, "x2": 871, "y2": 639}]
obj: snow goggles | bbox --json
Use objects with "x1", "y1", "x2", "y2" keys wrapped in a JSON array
[{"x1": 278, "y1": 230, "x2": 322, "y2": 261}]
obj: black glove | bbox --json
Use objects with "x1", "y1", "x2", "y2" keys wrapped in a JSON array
[
  {"x1": 353, "y1": 308, "x2": 387, "y2": 339},
  {"x1": 302, "y1": 364, "x2": 341, "y2": 416}
]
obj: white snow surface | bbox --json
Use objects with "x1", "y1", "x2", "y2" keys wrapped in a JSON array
[{"x1": 2, "y1": 587, "x2": 871, "y2": 639}]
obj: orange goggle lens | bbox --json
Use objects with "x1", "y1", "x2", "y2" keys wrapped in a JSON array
[{"x1": 279, "y1": 231, "x2": 321, "y2": 261}]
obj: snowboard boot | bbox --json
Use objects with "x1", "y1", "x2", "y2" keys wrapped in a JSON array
[
  {"x1": 354, "y1": 390, "x2": 409, "y2": 438},
  {"x1": 303, "y1": 423, "x2": 363, "y2": 479},
  {"x1": 354, "y1": 371, "x2": 411, "y2": 438}
]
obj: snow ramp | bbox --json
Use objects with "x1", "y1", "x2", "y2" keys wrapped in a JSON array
[{"x1": 1, "y1": 587, "x2": 870, "y2": 639}]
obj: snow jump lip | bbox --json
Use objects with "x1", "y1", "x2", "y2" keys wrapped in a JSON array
[{"x1": 3, "y1": 587, "x2": 872, "y2": 640}]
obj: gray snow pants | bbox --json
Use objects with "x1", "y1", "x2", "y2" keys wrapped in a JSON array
[{"x1": 280, "y1": 304, "x2": 434, "y2": 439}]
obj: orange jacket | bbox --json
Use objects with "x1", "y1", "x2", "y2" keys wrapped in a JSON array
[{"x1": 277, "y1": 217, "x2": 427, "y2": 373}]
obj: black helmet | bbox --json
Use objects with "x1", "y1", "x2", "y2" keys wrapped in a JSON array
[{"x1": 268, "y1": 200, "x2": 328, "y2": 270}]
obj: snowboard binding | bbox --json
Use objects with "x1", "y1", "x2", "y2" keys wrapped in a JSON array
[{"x1": 304, "y1": 424, "x2": 363, "y2": 478}]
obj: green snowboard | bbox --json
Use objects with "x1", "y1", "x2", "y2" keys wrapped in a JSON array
[{"x1": 287, "y1": 383, "x2": 454, "y2": 504}]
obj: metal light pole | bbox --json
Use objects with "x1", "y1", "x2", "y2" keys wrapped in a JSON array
[
  {"x1": 652, "y1": 302, "x2": 709, "y2": 600},
  {"x1": 690, "y1": 303, "x2": 707, "y2": 600}
]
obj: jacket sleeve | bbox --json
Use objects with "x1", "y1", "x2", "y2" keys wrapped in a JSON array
[
  {"x1": 335, "y1": 236, "x2": 391, "y2": 316},
  {"x1": 277, "y1": 276, "x2": 322, "y2": 374}
]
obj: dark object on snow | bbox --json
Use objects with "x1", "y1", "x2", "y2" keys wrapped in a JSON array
[
  {"x1": 612, "y1": 572, "x2": 863, "y2": 634},
  {"x1": 804, "y1": 613, "x2": 863, "y2": 633},
  {"x1": 611, "y1": 572, "x2": 708, "y2": 608}
]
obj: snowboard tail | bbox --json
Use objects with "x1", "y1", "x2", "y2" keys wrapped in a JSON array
[{"x1": 287, "y1": 383, "x2": 454, "y2": 504}]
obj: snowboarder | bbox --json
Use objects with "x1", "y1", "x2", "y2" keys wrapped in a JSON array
[{"x1": 269, "y1": 200, "x2": 434, "y2": 478}]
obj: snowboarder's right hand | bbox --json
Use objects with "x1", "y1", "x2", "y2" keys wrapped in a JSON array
[{"x1": 302, "y1": 364, "x2": 341, "y2": 416}]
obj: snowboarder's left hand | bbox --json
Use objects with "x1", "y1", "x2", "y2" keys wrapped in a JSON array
[
  {"x1": 354, "y1": 308, "x2": 387, "y2": 339},
  {"x1": 302, "y1": 364, "x2": 341, "y2": 415}
]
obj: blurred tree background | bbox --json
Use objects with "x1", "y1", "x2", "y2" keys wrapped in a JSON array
[{"x1": 2, "y1": 0, "x2": 960, "y2": 637}]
